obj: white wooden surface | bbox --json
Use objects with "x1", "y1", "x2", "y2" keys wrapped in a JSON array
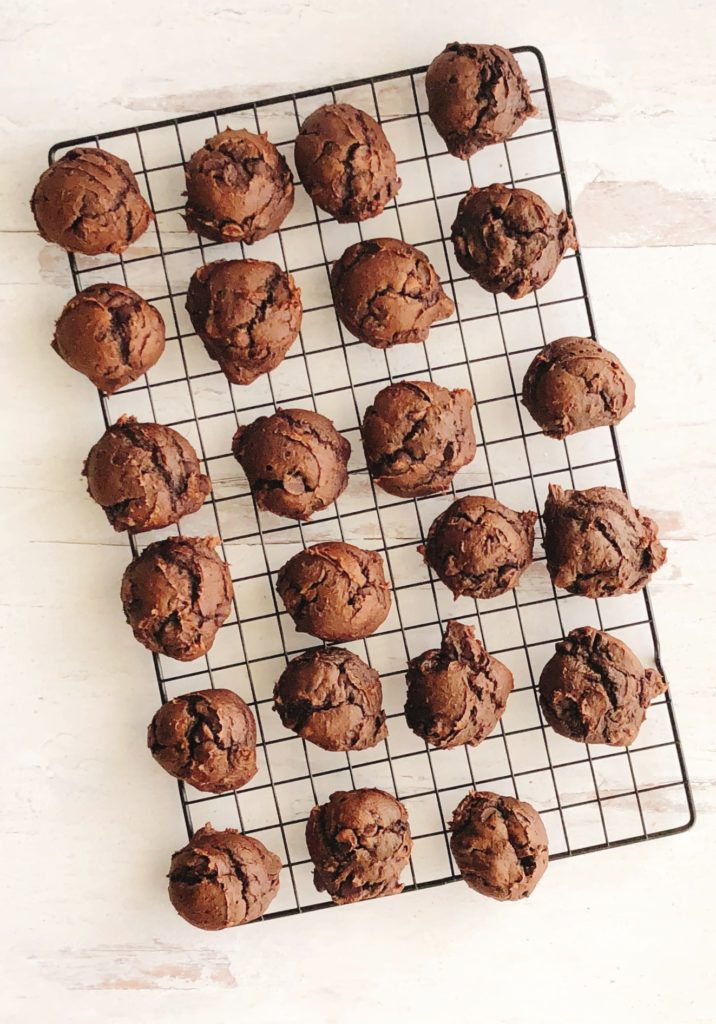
[{"x1": 1, "y1": 2, "x2": 715, "y2": 1021}]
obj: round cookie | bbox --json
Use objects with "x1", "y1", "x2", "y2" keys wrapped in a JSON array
[
  {"x1": 168, "y1": 824, "x2": 281, "y2": 929},
  {"x1": 543, "y1": 484, "x2": 666, "y2": 597},
  {"x1": 121, "y1": 536, "x2": 233, "y2": 661},
  {"x1": 148, "y1": 689, "x2": 257, "y2": 792},
  {"x1": 295, "y1": 103, "x2": 400, "y2": 222},
  {"x1": 420, "y1": 495, "x2": 536, "y2": 599},
  {"x1": 450, "y1": 791, "x2": 548, "y2": 900},
  {"x1": 83, "y1": 416, "x2": 211, "y2": 533},
  {"x1": 52, "y1": 283, "x2": 166, "y2": 394},
  {"x1": 451, "y1": 183, "x2": 577, "y2": 298},
  {"x1": 331, "y1": 238, "x2": 454, "y2": 348},
  {"x1": 305, "y1": 789, "x2": 412, "y2": 904},
  {"x1": 184, "y1": 128, "x2": 294, "y2": 244},
  {"x1": 361, "y1": 380, "x2": 476, "y2": 497},
  {"x1": 274, "y1": 647, "x2": 387, "y2": 752},
  {"x1": 31, "y1": 147, "x2": 152, "y2": 255},
  {"x1": 276, "y1": 541, "x2": 391, "y2": 642}
]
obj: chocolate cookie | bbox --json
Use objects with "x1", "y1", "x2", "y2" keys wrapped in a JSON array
[
  {"x1": 52, "y1": 283, "x2": 165, "y2": 395},
  {"x1": 184, "y1": 128, "x2": 294, "y2": 244},
  {"x1": 405, "y1": 620, "x2": 513, "y2": 748},
  {"x1": 426, "y1": 42, "x2": 537, "y2": 159},
  {"x1": 276, "y1": 541, "x2": 391, "y2": 642},
  {"x1": 539, "y1": 627, "x2": 666, "y2": 747},
  {"x1": 295, "y1": 103, "x2": 400, "y2": 222},
  {"x1": 543, "y1": 484, "x2": 666, "y2": 597},
  {"x1": 31, "y1": 147, "x2": 152, "y2": 255},
  {"x1": 84, "y1": 416, "x2": 211, "y2": 533},
  {"x1": 148, "y1": 688, "x2": 256, "y2": 791},
  {"x1": 522, "y1": 337, "x2": 635, "y2": 439},
  {"x1": 305, "y1": 789, "x2": 412, "y2": 904},
  {"x1": 168, "y1": 824, "x2": 281, "y2": 929},
  {"x1": 121, "y1": 536, "x2": 232, "y2": 661},
  {"x1": 452, "y1": 183, "x2": 577, "y2": 298},
  {"x1": 232, "y1": 408, "x2": 350, "y2": 521},
  {"x1": 331, "y1": 238, "x2": 454, "y2": 348},
  {"x1": 361, "y1": 380, "x2": 476, "y2": 497},
  {"x1": 274, "y1": 647, "x2": 387, "y2": 751},
  {"x1": 421, "y1": 495, "x2": 536, "y2": 599},
  {"x1": 450, "y1": 791, "x2": 548, "y2": 900},
  {"x1": 186, "y1": 259, "x2": 302, "y2": 385}
]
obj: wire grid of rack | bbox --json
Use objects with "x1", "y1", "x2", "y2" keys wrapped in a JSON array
[{"x1": 50, "y1": 46, "x2": 693, "y2": 920}]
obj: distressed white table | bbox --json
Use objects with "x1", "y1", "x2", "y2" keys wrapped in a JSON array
[{"x1": 2, "y1": 2, "x2": 714, "y2": 1022}]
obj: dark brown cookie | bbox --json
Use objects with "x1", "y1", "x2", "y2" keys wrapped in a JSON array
[
  {"x1": 31, "y1": 147, "x2": 153, "y2": 255},
  {"x1": 420, "y1": 495, "x2": 536, "y2": 599},
  {"x1": 405, "y1": 620, "x2": 513, "y2": 748},
  {"x1": 274, "y1": 647, "x2": 387, "y2": 752},
  {"x1": 450, "y1": 791, "x2": 548, "y2": 900},
  {"x1": 184, "y1": 128, "x2": 294, "y2": 244},
  {"x1": 148, "y1": 688, "x2": 257, "y2": 791},
  {"x1": 121, "y1": 536, "x2": 233, "y2": 661},
  {"x1": 52, "y1": 283, "x2": 166, "y2": 395},
  {"x1": 232, "y1": 408, "x2": 350, "y2": 521},
  {"x1": 295, "y1": 103, "x2": 400, "y2": 222},
  {"x1": 539, "y1": 627, "x2": 666, "y2": 747},
  {"x1": 305, "y1": 789, "x2": 412, "y2": 904},
  {"x1": 276, "y1": 541, "x2": 391, "y2": 642},
  {"x1": 83, "y1": 416, "x2": 211, "y2": 533},
  {"x1": 543, "y1": 484, "x2": 667, "y2": 597},
  {"x1": 186, "y1": 259, "x2": 302, "y2": 385},
  {"x1": 452, "y1": 183, "x2": 577, "y2": 298},
  {"x1": 361, "y1": 380, "x2": 476, "y2": 497},
  {"x1": 426, "y1": 42, "x2": 537, "y2": 159},
  {"x1": 331, "y1": 238, "x2": 454, "y2": 348},
  {"x1": 522, "y1": 337, "x2": 635, "y2": 439},
  {"x1": 168, "y1": 824, "x2": 281, "y2": 929}
]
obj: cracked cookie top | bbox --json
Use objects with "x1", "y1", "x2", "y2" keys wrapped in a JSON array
[
  {"x1": 148, "y1": 688, "x2": 256, "y2": 791},
  {"x1": 543, "y1": 484, "x2": 666, "y2": 597},
  {"x1": 331, "y1": 238, "x2": 454, "y2": 348},
  {"x1": 361, "y1": 379, "x2": 476, "y2": 497},
  {"x1": 451, "y1": 183, "x2": 577, "y2": 298},
  {"x1": 83, "y1": 416, "x2": 211, "y2": 533},
  {"x1": 31, "y1": 147, "x2": 153, "y2": 255},
  {"x1": 184, "y1": 128, "x2": 294, "y2": 244},
  {"x1": 295, "y1": 103, "x2": 400, "y2": 222},
  {"x1": 186, "y1": 259, "x2": 302, "y2": 385}
]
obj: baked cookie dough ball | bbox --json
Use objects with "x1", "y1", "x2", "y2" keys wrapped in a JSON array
[
  {"x1": 184, "y1": 128, "x2": 294, "y2": 244},
  {"x1": 295, "y1": 103, "x2": 400, "y2": 222},
  {"x1": 539, "y1": 627, "x2": 666, "y2": 747},
  {"x1": 168, "y1": 824, "x2": 281, "y2": 930},
  {"x1": 362, "y1": 380, "x2": 476, "y2": 497},
  {"x1": 31, "y1": 147, "x2": 152, "y2": 255},
  {"x1": 543, "y1": 484, "x2": 666, "y2": 597},
  {"x1": 186, "y1": 259, "x2": 301, "y2": 385},
  {"x1": 306, "y1": 789, "x2": 412, "y2": 904},
  {"x1": 331, "y1": 238, "x2": 454, "y2": 348},
  {"x1": 276, "y1": 541, "x2": 391, "y2": 642},
  {"x1": 274, "y1": 647, "x2": 387, "y2": 751},
  {"x1": 452, "y1": 183, "x2": 577, "y2": 299},
  {"x1": 232, "y1": 408, "x2": 350, "y2": 521},
  {"x1": 522, "y1": 337, "x2": 635, "y2": 439},
  {"x1": 84, "y1": 416, "x2": 211, "y2": 533},
  {"x1": 148, "y1": 688, "x2": 256, "y2": 791},
  {"x1": 421, "y1": 495, "x2": 536, "y2": 599},
  {"x1": 450, "y1": 791, "x2": 548, "y2": 900},
  {"x1": 52, "y1": 283, "x2": 165, "y2": 395},
  {"x1": 426, "y1": 42, "x2": 537, "y2": 159},
  {"x1": 121, "y1": 536, "x2": 233, "y2": 661},
  {"x1": 405, "y1": 620, "x2": 513, "y2": 748}
]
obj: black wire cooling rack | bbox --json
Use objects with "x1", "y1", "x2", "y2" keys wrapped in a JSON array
[{"x1": 50, "y1": 46, "x2": 694, "y2": 919}]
